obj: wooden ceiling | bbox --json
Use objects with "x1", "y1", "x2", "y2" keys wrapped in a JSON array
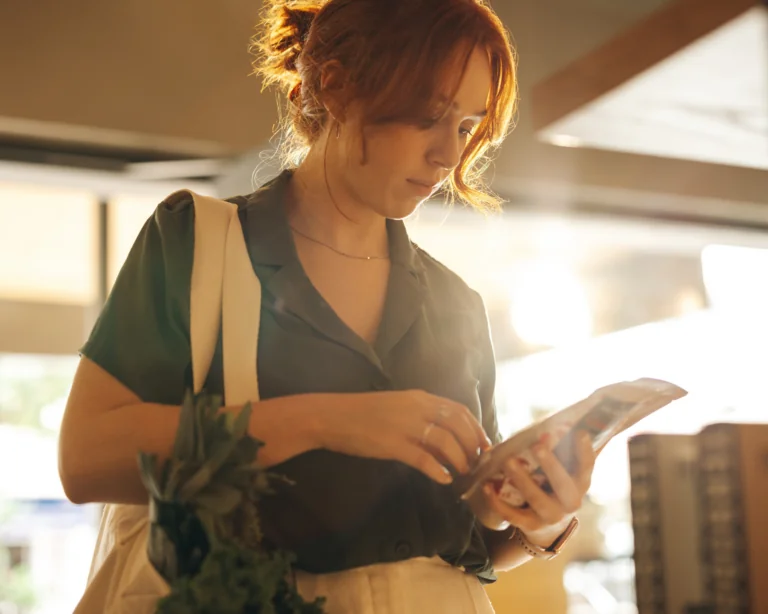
[
  {"x1": 531, "y1": 0, "x2": 766, "y2": 170},
  {"x1": 0, "y1": 0, "x2": 270, "y2": 158},
  {"x1": 0, "y1": 0, "x2": 765, "y2": 219}
]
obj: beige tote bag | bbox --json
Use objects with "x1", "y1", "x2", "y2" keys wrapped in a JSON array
[{"x1": 74, "y1": 191, "x2": 262, "y2": 614}]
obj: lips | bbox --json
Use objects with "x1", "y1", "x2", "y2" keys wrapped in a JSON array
[
  {"x1": 407, "y1": 181, "x2": 435, "y2": 198},
  {"x1": 407, "y1": 179, "x2": 440, "y2": 197},
  {"x1": 409, "y1": 179, "x2": 438, "y2": 190}
]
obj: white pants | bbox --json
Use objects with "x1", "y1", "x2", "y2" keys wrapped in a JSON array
[{"x1": 295, "y1": 556, "x2": 496, "y2": 614}]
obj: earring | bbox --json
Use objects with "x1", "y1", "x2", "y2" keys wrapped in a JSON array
[{"x1": 335, "y1": 121, "x2": 341, "y2": 139}]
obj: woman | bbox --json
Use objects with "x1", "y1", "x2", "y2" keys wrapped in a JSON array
[{"x1": 59, "y1": 0, "x2": 596, "y2": 611}]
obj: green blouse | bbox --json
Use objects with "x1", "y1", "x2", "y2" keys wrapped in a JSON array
[{"x1": 82, "y1": 169, "x2": 503, "y2": 583}]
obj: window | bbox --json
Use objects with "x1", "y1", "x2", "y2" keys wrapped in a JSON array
[{"x1": 0, "y1": 182, "x2": 98, "y2": 305}]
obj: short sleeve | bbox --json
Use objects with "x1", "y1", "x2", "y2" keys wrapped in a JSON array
[
  {"x1": 80, "y1": 197, "x2": 196, "y2": 405},
  {"x1": 473, "y1": 292, "x2": 503, "y2": 446}
]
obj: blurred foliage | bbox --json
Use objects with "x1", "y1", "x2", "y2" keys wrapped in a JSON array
[{"x1": 0, "y1": 547, "x2": 37, "y2": 612}]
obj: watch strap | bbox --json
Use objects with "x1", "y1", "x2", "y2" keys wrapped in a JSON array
[{"x1": 514, "y1": 517, "x2": 579, "y2": 560}]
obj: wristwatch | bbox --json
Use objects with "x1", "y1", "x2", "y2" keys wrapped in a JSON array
[{"x1": 513, "y1": 517, "x2": 580, "y2": 560}]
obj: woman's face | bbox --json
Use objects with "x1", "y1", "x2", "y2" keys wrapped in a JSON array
[{"x1": 332, "y1": 45, "x2": 493, "y2": 220}]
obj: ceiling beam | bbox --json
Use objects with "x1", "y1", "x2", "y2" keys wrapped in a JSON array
[{"x1": 531, "y1": 0, "x2": 760, "y2": 131}]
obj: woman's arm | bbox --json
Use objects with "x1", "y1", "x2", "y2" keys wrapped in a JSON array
[
  {"x1": 483, "y1": 526, "x2": 536, "y2": 572},
  {"x1": 478, "y1": 434, "x2": 595, "y2": 574},
  {"x1": 59, "y1": 357, "x2": 489, "y2": 506},
  {"x1": 484, "y1": 521, "x2": 581, "y2": 572},
  {"x1": 58, "y1": 357, "x2": 329, "y2": 505}
]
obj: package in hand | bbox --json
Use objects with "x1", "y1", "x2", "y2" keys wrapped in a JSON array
[{"x1": 457, "y1": 378, "x2": 688, "y2": 508}]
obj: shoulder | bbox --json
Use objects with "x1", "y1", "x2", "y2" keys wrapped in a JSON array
[
  {"x1": 144, "y1": 172, "x2": 287, "y2": 268},
  {"x1": 162, "y1": 172, "x2": 290, "y2": 225},
  {"x1": 414, "y1": 244, "x2": 487, "y2": 316},
  {"x1": 148, "y1": 189, "x2": 256, "y2": 247},
  {"x1": 156, "y1": 190, "x2": 250, "y2": 218}
]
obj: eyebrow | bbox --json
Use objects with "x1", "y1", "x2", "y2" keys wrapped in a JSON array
[{"x1": 451, "y1": 100, "x2": 487, "y2": 119}]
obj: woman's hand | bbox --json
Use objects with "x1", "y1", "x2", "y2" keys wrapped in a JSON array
[
  {"x1": 316, "y1": 390, "x2": 493, "y2": 485},
  {"x1": 480, "y1": 431, "x2": 596, "y2": 547}
]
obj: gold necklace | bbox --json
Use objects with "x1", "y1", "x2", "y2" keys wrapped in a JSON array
[{"x1": 289, "y1": 225, "x2": 390, "y2": 261}]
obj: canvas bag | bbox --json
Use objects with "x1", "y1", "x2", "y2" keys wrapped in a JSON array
[{"x1": 74, "y1": 191, "x2": 262, "y2": 614}]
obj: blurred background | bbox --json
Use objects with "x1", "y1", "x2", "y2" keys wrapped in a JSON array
[{"x1": 0, "y1": 0, "x2": 766, "y2": 612}]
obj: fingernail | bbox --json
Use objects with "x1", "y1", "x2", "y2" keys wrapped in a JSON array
[{"x1": 441, "y1": 468, "x2": 453, "y2": 484}]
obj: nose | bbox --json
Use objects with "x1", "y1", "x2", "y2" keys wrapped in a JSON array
[{"x1": 428, "y1": 126, "x2": 462, "y2": 171}]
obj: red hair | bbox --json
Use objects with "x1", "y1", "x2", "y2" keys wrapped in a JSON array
[{"x1": 252, "y1": 0, "x2": 518, "y2": 211}]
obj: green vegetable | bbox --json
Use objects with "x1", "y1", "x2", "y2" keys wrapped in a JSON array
[{"x1": 139, "y1": 390, "x2": 325, "y2": 613}]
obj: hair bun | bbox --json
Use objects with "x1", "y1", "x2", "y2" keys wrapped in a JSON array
[
  {"x1": 286, "y1": 7, "x2": 316, "y2": 44},
  {"x1": 257, "y1": 1, "x2": 324, "y2": 79}
]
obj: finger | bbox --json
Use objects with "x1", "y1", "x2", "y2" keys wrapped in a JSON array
[
  {"x1": 423, "y1": 404, "x2": 478, "y2": 471},
  {"x1": 434, "y1": 400, "x2": 490, "y2": 462},
  {"x1": 482, "y1": 483, "x2": 545, "y2": 534},
  {"x1": 575, "y1": 432, "x2": 596, "y2": 492},
  {"x1": 504, "y1": 458, "x2": 565, "y2": 525},
  {"x1": 461, "y1": 406, "x2": 495, "y2": 451},
  {"x1": 533, "y1": 445, "x2": 582, "y2": 514},
  {"x1": 401, "y1": 444, "x2": 454, "y2": 485},
  {"x1": 537, "y1": 431, "x2": 556, "y2": 452},
  {"x1": 457, "y1": 407, "x2": 494, "y2": 453},
  {"x1": 422, "y1": 424, "x2": 472, "y2": 475},
  {"x1": 446, "y1": 409, "x2": 487, "y2": 467},
  {"x1": 430, "y1": 396, "x2": 491, "y2": 450}
]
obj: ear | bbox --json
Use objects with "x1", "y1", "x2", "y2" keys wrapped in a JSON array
[{"x1": 319, "y1": 60, "x2": 348, "y2": 122}]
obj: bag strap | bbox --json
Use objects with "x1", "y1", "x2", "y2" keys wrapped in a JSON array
[
  {"x1": 171, "y1": 190, "x2": 261, "y2": 406},
  {"x1": 220, "y1": 201, "x2": 262, "y2": 405}
]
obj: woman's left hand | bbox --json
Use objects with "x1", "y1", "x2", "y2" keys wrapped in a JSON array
[{"x1": 480, "y1": 431, "x2": 597, "y2": 547}]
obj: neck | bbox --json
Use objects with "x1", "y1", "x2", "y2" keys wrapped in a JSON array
[{"x1": 287, "y1": 149, "x2": 388, "y2": 258}]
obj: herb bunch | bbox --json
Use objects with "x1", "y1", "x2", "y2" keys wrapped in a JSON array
[{"x1": 138, "y1": 391, "x2": 326, "y2": 614}]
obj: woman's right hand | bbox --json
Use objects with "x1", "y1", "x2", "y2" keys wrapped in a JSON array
[{"x1": 316, "y1": 390, "x2": 493, "y2": 484}]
